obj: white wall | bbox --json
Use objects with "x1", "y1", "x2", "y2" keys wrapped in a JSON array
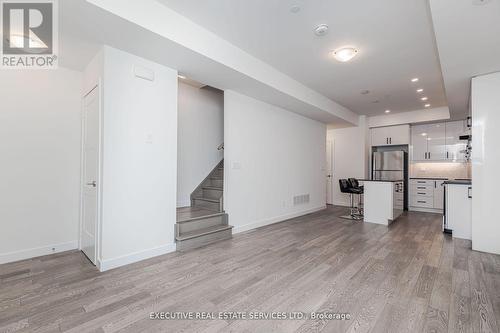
[
  {"x1": 471, "y1": 72, "x2": 500, "y2": 255},
  {"x1": 224, "y1": 91, "x2": 326, "y2": 233},
  {"x1": 95, "y1": 46, "x2": 178, "y2": 270},
  {"x1": 177, "y1": 82, "x2": 224, "y2": 207},
  {"x1": 327, "y1": 116, "x2": 370, "y2": 206},
  {"x1": 0, "y1": 68, "x2": 82, "y2": 264}
]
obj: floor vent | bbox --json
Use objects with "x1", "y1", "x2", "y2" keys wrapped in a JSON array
[{"x1": 293, "y1": 194, "x2": 310, "y2": 206}]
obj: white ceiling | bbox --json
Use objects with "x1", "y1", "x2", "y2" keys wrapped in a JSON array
[
  {"x1": 158, "y1": 0, "x2": 448, "y2": 117},
  {"x1": 58, "y1": 0, "x2": 358, "y2": 125},
  {"x1": 430, "y1": 0, "x2": 500, "y2": 118}
]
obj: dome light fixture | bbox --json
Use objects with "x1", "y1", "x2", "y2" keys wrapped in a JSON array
[{"x1": 332, "y1": 47, "x2": 358, "y2": 62}]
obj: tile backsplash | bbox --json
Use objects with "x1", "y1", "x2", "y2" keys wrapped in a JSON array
[{"x1": 410, "y1": 162, "x2": 471, "y2": 179}]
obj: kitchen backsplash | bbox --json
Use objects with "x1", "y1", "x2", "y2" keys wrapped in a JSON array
[{"x1": 410, "y1": 162, "x2": 471, "y2": 179}]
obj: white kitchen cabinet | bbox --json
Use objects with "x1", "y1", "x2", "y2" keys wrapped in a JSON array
[
  {"x1": 371, "y1": 125, "x2": 410, "y2": 146},
  {"x1": 409, "y1": 178, "x2": 445, "y2": 212},
  {"x1": 411, "y1": 121, "x2": 466, "y2": 162},
  {"x1": 426, "y1": 123, "x2": 446, "y2": 161},
  {"x1": 411, "y1": 124, "x2": 430, "y2": 161},
  {"x1": 445, "y1": 184, "x2": 472, "y2": 240},
  {"x1": 371, "y1": 127, "x2": 390, "y2": 146},
  {"x1": 445, "y1": 120, "x2": 467, "y2": 161}
]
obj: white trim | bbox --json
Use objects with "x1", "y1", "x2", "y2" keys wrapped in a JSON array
[
  {"x1": 98, "y1": 243, "x2": 176, "y2": 272},
  {"x1": 0, "y1": 241, "x2": 78, "y2": 265},
  {"x1": 233, "y1": 206, "x2": 327, "y2": 234},
  {"x1": 176, "y1": 200, "x2": 192, "y2": 208}
]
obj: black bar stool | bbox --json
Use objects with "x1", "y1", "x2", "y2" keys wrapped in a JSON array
[{"x1": 339, "y1": 179, "x2": 363, "y2": 220}]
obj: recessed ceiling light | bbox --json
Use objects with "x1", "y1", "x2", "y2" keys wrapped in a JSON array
[
  {"x1": 178, "y1": 74, "x2": 186, "y2": 79},
  {"x1": 290, "y1": 5, "x2": 301, "y2": 13},
  {"x1": 385, "y1": 110, "x2": 391, "y2": 113},
  {"x1": 417, "y1": 88, "x2": 424, "y2": 93},
  {"x1": 421, "y1": 97, "x2": 428, "y2": 101},
  {"x1": 421, "y1": 133, "x2": 428, "y2": 136},
  {"x1": 314, "y1": 24, "x2": 329, "y2": 36},
  {"x1": 332, "y1": 47, "x2": 358, "y2": 62},
  {"x1": 411, "y1": 78, "x2": 419, "y2": 83},
  {"x1": 425, "y1": 104, "x2": 431, "y2": 108}
]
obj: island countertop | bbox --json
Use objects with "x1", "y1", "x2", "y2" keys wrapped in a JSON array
[{"x1": 359, "y1": 179, "x2": 404, "y2": 183}]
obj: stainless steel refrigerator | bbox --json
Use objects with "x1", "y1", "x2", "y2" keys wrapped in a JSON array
[{"x1": 372, "y1": 151, "x2": 408, "y2": 209}]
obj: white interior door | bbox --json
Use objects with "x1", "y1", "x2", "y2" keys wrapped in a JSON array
[
  {"x1": 81, "y1": 86, "x2": 100, "y2": 265},
  {"x1": 326, "y1": 140, "x2": 334, "y2": 204}
]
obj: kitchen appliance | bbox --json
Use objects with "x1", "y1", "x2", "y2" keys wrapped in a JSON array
[{"x1": 372, "y1": 151, "x2": 408, "y2": 209}]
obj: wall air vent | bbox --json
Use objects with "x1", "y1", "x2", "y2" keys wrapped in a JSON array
[{"x1": 293, "y1": 194, "x2": 310, "y2": 206}]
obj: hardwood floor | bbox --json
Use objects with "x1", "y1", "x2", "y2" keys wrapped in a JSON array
[{"x1": 1, "y1": 206, "x2": 499, "y2": 332}]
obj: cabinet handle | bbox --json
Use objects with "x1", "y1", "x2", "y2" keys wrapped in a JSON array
[
  {"x1": 417, "y1": 192, "x2": 426, "y2": 195},
  {"x1": 434, "y1": 181, "x2": 436, "y2": 188},
  {"x1": 446, "y1": 151, "x2": 449, "y2": 159},
  {"x1": 429, "y1": 152, "x2": 431, "y2": 159},
  {"x1": 386, "y1": 138, "x2": 389, "y2": 144},
  {"x1": 468, "y1": 187, "x2": 472, "y2": 199},
  {"x1": 417, "y1": 201, "x2": 426, "y2": 203},
  {"x1": 417, "y1": 186, "x2": 426, "y2": 189}
]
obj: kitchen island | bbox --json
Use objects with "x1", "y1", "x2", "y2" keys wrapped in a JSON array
[{"x1": 361, "y1": 180, "x2": 404, "y2": 225}]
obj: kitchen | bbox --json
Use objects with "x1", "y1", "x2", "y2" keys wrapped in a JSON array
[{"x1": 361, "y1": 118, "x2": 472, "y2": 241}]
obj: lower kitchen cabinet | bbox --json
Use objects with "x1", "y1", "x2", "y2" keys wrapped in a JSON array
[
  {"x1": 409, "y1": 179, "x2": 445, "y2": 213},
  {"x1": 444, "y1": 183, "x2": 472, "y2": 240}
]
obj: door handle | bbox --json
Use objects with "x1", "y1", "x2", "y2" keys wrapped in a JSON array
[{"x1": 86, "y1": 181, "x2": 97, "y2": 187}]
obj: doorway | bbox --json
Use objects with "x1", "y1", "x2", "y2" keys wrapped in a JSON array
[
  {"x1": 326, "y1": 139, "x2": 334, "y2": 204},
  {"x1": 80, "y1": 85, "x2": 100, "y2": 265}
]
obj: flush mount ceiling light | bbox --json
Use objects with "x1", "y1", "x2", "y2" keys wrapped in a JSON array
[
  {"x1": 332, "y1": 47, "x2": 358, "y2": 62},
  {"x1": 421, "y1": 97, "x2": 428, "y2": 101},
  {"x1": 385, "y1": 110, "x2": 391, "y2": 113},
  {"x1": 411, "y1": 78, "x2": 419, "y2": 83},
  {"x1": 314, "y1": 24, "x2": 329, "y2": 36},
  {"x1": 417, "y1": 88, "x2": 424, "y2": 93},
  {"x1": 425, "y1": 104, "x2": 431, "y2": 108}
]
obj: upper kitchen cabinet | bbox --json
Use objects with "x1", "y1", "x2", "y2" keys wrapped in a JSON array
[
  {"x1": 411, "y1": 120, "x2": 468, "y2": 162},
  {"x1": 411, "y1": 124, "x2": 429, "y2": 161},
  {"x1": 426, "y1": 123, "x2": 446, "y2": 161},
  {"x1": 371, "y1": 125, "x2": 410, "y2": 146},
  {"x1": 411, "y1": 123, "x2": 446, "y2": 161},
  {"x1": 445, "y1": 120, "x2": 467, "y2": 161}
]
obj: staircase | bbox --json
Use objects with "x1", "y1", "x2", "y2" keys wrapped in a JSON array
[{"x1": 175, "y1": 160, "x2": 232, "y2": 251}]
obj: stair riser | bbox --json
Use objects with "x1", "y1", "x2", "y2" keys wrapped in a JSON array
[
  {"x1": 176, "y1": 229, "x2": 232, "y2": 251},
  {"x1": 193, "y1": 199, "x2": 221, "y2": 212},
  {"x1": 212, "y1": 169, "x2": 223, "y2": 178},
  {"x1": 177, "y1": 215, "x2": 226, "y2": 234},
  {"x1": 210, "y1": 179, "x2": 223, "y2": 188},
  {"x1": 202, "y1": 188, "x2": 223, "y2": 200}
]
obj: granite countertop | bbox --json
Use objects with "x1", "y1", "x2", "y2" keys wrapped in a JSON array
[
  {"x1": 443, "y1": 180, "x2": 472, "y2": 185},
  {"x1": 359, "y1": 179, "x2": 404, "y2": 183}
]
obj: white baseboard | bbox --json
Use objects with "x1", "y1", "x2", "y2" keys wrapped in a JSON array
[
  {"x1": 0, "y1": 241, "x2": 78, "y2": 265},
  {"x1": 99, "y1": 243, "x2": 176, "y2": 272},
  {"x1": 176, "y1": 200, "x2": 191, "y2": 208},
  {"x1": 233, "y1": 206, "x2": 327, "y2": 234}
]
